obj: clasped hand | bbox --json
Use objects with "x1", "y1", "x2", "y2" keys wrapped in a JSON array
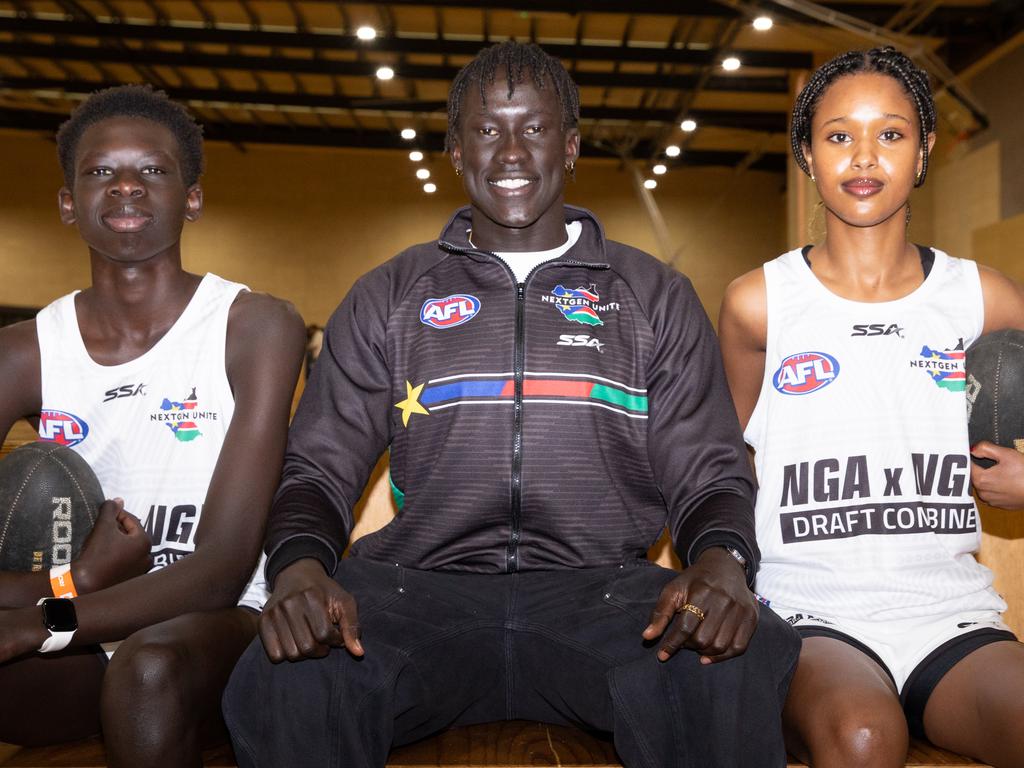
[{"x1": 258, "y1": 558, "x2": 363, "y2": 662}]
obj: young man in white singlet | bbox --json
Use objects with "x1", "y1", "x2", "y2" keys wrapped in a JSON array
[
  {"x1": 0, "y1": 85, "x2": 305, "y2": 767},
  {"x1": 720, "y1": 48, "x2": 1024, "y2": 767}
]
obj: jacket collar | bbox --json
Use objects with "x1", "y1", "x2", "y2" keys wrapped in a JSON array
[{"x1": 437, "y1": 205, "x2": 609, "y2": 268}]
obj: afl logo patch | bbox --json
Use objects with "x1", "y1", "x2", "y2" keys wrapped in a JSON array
[
  {"x1": 420, "y1": 294, "x2": 480, "y2": 329},
  {"x1": 773, "y1": 352, "x2": 840, "y2": 395},
  {"x1": 39, "y1": 410, "x2": 90, "y2": 447}
]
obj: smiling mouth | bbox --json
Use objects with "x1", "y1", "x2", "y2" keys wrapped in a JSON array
[
  {"x1": 489, "y1": 178, "x2": 533, "y2": 190},
  {"x1": 842, "y1": 178, "x2": 884, "y2": 197}
]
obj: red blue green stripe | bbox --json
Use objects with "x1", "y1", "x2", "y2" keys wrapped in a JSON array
[{"x1": 420, "y1": 374, "x2": 647, "y2": 417}]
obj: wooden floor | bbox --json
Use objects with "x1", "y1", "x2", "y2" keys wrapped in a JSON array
[{"x1": 0, "y1": 723, "x2": 988, "y2": 767}]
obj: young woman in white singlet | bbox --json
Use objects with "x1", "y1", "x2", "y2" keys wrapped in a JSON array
[{"x1": 719, "y1": 47, "x2": 1024, "y2": 767}]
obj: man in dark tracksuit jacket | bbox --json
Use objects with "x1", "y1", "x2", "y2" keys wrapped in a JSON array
[{"x1": 224, "y1": 42, "x2": 799, "y2": 768}]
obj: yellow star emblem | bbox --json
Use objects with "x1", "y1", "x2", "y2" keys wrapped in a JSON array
[{"x1": 395, "y1": 380, "x2": 429, "y2": 427}]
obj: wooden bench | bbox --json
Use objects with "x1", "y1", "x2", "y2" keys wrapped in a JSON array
[
  {"x1": 0, "y1": 437, "x2": 1007, "y2": 766},
  {"x1": 0, "y1": 722, "x2": 986, "y2": 767}
]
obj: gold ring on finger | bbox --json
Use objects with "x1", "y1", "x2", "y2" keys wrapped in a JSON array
[{"x1": 681, "y1": 603, "x2": 705, "y2": 622}]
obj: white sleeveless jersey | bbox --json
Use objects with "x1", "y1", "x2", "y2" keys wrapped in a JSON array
[
  {"x1": 35, "y1": 273, "x2": 267, "y2": 610},
  {"x1": 747, "y1": 248, "x2": 1004, "y2": 623}
]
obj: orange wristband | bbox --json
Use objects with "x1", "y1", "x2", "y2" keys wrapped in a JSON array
[{"x1": 49, "y1": 564, "x2": 78, "y2": 599}]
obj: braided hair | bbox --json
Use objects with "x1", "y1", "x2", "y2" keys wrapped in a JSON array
[
  {"x1": 791, "y1": 47, "x2": 936, "y2": 187},
  {"x1": 445, "y1": 40, "x2": 580, "y2": 154},
  {"x1": 56, "y1": 84, "x2": 205, "y2": 187}
]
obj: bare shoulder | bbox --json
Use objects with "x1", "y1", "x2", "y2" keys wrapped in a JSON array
[
  {"x1": 227, "y1": 290, "x2": 306, "y2": 347},
  {"x1": 0, "y1": 319, "x2": 41, "y2": 375},
  {"x1": 0, "y1": 319, "x2": 42, "y2": 429},
  {"x1": 719, "y1": 267, "x2": 768, "y2": 348},
  {"x1": 977, "y1": 264, "x2": 1024, "y2": 333}
]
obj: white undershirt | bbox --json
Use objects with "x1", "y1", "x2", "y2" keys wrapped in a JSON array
[{"x1": 471, "y1": 221, "x2": 582, "y2": 284}]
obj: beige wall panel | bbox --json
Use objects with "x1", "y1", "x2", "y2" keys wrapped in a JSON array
[
  {"x1": 930, "y1": 139, "x2": 1001, "y2": 260},
  {"x1": 0, "y1": 131, "x2": 88, "y2": 310}
]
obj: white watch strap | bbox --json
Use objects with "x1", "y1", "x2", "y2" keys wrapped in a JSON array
[{"x1": 39, "y1": 629, "x2": 76, "y2": 653}]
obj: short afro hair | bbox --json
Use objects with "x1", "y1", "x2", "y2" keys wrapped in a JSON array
[
  {"x1": 445, "y1": 40, "x2": 580, "y2": 154},
  {"x1": 56, "y1": 84, "x2": 205, "y2": 187},
  {"x1": 791, "y1": 46, "x2": 936, "y2": 187}
]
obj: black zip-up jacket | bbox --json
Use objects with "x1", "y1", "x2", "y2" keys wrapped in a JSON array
[{"x1": 265, "y1": 206, "x2": 758, "y2": 586}]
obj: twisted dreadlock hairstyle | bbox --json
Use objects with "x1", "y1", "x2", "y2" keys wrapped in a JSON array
[
  {"x1": 56, "y1": 84, "x2": 205, "y2": 187},
  {"x1": 791, "y1": 47, "x2": 936, "y2": 187},
  {"x1": 445, "y1": 40, "x2": 580, "y2": 154}
]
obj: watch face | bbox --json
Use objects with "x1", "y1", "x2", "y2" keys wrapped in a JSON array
[{"x1": 42, "y1": 598, "x2": 78, "y2": 632}]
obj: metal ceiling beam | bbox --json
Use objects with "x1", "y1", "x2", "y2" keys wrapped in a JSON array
[
  {"x1": 757, "y1": 0, "x2": 992, "y2": 128},
  {"x1": 180, "y1": 0, "x2": 997, "y2": 29},
  {"x1": 240, "y1": 1, "x2": 744, "y2": 16},
  {"x1": 0, "y1": 76, "x2": 789, "y2": 131},
  {"x1": 0, "y1": 106, "x2": 786, "y2": 171},
  {"x1": 0, "y1": 16, "x2": 812, "y2": 69},
  {"x1": 0, "y1": 41, "x2": 790, "y2": 92}
]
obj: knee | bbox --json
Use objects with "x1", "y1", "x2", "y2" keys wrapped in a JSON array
[
  {"x1": 810, "y1": 705, "x2": 908, "y2": 767},
  {"x1": 102, "y1": 635, "x2": 191, "y2": 714}
]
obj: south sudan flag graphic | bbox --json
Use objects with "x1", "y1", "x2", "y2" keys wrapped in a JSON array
[
  {"x1": 161, "y1": 388, "x2": 202, "y2": 442},
  {"x1": 919, "y1": 342, "x2": 966, "y2": 392}
]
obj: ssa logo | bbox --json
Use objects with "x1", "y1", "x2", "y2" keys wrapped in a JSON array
[
  {"x1": 772, "y1": 352, "x2": 840, "y2": 395},
  {"x1": 420, "y1": 294, "x2": 480, "y2": 329},
  {"x1": 557, "y1": 334, "x2": 604, "y2": 353},
  {"x1": 39, "y1": 410, "x2": 90, "y2": 447},
  {"x1": 851, "y1": 323, "x2": 904, "y2": 338}
]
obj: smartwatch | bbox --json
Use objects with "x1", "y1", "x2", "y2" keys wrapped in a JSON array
[{"x1": 39, "y1": 597, "x2": 78, "y2": 653}]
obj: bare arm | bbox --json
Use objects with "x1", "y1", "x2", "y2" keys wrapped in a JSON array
[
  {"x1": 717, "y1": 268, "x2": 768, "y2": 432},
  {"x1": 970, "y1": 266, "x2": 1024, "y2": 509},
  {"x1": 0, "y1": 321, "x2": 52, "y2": 605},
  {"x1": 0, "y1": 293, "x2": 306, "y2": 658},
  {"x1": 0, "y1": 322, "x2": 153, "y2": 609},
  {"x1": 979, "y1": 265, "x2": 1024, "y2": 334}
]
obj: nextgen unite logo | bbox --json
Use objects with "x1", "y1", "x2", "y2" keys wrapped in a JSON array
[
  {"x1": 773, "y1": 352, "x2": 840, "y2": 395},
  {"x1": 911, "y1": 339, "x2": 966, "y2": 392},
  {"x1": 542, "y1": 284, "x2": 620, "y2": 327}
]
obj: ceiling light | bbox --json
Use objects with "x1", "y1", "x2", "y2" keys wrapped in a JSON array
[
  {"x1": 423, "y1": 183, "x2": 437, "y2": 194},
  {"x1": 376, "y1": 66, "x2": 395, "y2": 80},
  {"x1": 722, "y1": 57, "x2": 741, "y2": 71},
  {"x1": 653, "y1": 164, "x2": 667, "y2": 175},
  {"x1": 753, "y1": 16, "x2": 773, "y2": 31},
  {"x1": 400, "y1": 128, "x2": 416, "y2": 140},
  {"x1": 409, "y1": 150, "x2": 424, "y2": 162},
  {"x1": 680, "y1": 119, "x2": 697, "y2": 133},
  {"x1": 665, "y1": 145, "x2": 681, "y2": 157},
  {"x1": 356, "y1": 26, "x2": 377, "y2": 40},
  {"x1": 643, "y1": 179, "x2": 657, "y2": 190},
  {"x1": 416, "y1": 168, "x2": 431, "y2": 180}
]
